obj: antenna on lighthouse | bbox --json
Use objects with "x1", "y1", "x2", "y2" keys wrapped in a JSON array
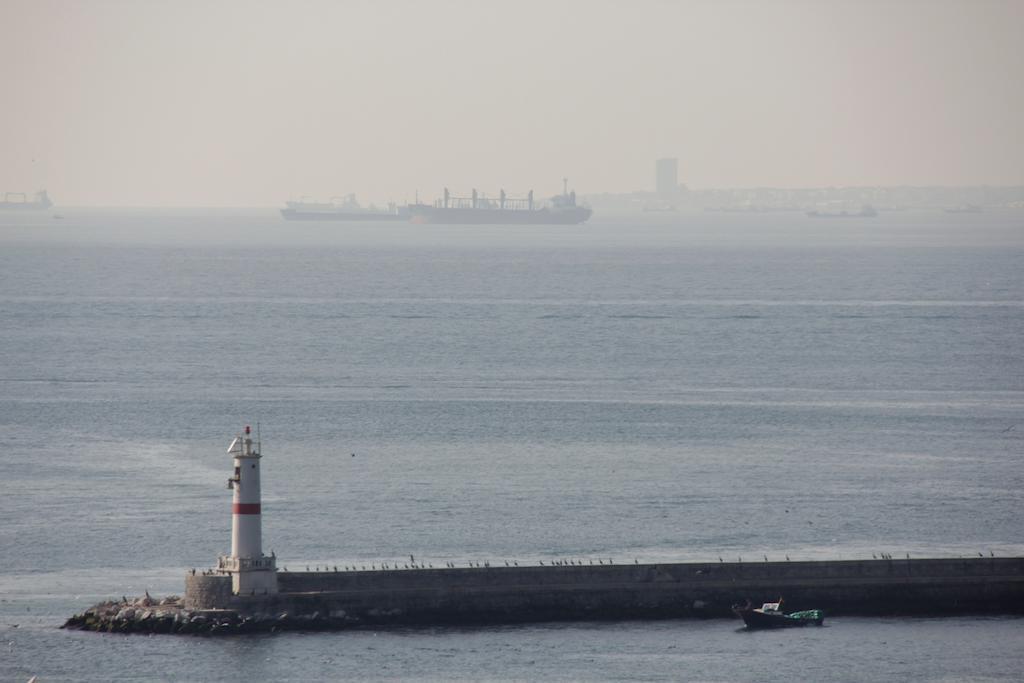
[{"x1": 256, "y1": 421, "x2": 261, "y2": 454}]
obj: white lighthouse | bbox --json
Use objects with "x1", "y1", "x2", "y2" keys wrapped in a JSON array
[{"x1": 217, "y1": 425, "x2": 277, "y2": 596}]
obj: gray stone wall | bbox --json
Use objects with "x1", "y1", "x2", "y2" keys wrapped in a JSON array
[
  {"x1": 191, "y1": 557, "x2": 1024, "y2": 623},
  {"x1": 273, "y1": 557, "x2": 1024, "y2": 595},
  {"x1": 184, "y1": 574, "x2": 232, "y2": 610}
]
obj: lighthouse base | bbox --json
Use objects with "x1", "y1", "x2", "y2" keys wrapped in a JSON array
[
  {"x1": 216, "y1": 555, "x2": 278, "y2": 596},
  {"x1": 232, "y1": 569, "x2": 278, "y2": 596}
]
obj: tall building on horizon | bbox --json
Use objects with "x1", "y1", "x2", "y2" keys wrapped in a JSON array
[{"x1": 656, "y1": 158, "x2": 678, "y2": 196}]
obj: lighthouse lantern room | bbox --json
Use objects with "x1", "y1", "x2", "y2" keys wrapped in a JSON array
[{"x1": 217, "y1": 425, "x2": 278, "y2": 595}]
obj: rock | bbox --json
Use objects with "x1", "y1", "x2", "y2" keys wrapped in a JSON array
[{"x1": 60, "y1": 615, "x2": 84, "y2": 629}]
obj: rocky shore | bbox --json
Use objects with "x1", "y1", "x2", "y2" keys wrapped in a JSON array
[{"x1": 61, "y1": 595, "x2": 354, "y2": 635}]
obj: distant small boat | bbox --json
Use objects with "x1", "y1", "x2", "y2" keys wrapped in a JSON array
[
  {"x1": 944, "y1": 204, "x2": 983, "y2": 214},
  {"x1": 732, "y1": 599, "x2": 824, "y2": 629},
  {"x1": 807, "y1": 204, "x2": 877, "y2": 218},
  {"x1": 704, "y1": 205, "x2": 801, "y2": 213}
]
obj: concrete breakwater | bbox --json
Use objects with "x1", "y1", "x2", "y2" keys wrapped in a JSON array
[
  {"x1": 64, "y1": 556, "x2": 1024, "y2": 635},
  {"x1": 185, "y1": 556, "x2": 1024, "y2": 624},
  {"x1": 61, "y1": 433, "x2": 1024, "y2": 635}
]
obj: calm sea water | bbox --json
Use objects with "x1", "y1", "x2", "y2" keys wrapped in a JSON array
[{"x1": 2, "y1": 209, "x2": 1023, "y2": 681}]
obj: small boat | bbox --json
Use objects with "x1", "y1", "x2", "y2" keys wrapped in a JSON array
[
  {"x1": 806, "y1": 204, "x2": 877, "y2": 218},
  {"x1": 732, "y1": 599, "x2": 824, "y2": 629}
]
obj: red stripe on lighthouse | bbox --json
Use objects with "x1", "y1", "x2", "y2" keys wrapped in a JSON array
[{"x1": 232, "y1": 503, "x2": 261, "y2": 514}]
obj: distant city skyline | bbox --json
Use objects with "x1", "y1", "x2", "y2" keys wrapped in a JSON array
[{"x1": 2, "y1": 0, "x2": 1023, "y2": 206}]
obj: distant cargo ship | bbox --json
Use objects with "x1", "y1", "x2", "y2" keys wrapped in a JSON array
[
  {"x1": 408, "y1": 180, "x2": 592, "y2": 225},
  {"x1": 281, "y1": 194, "x2": 407, "y2": 221},
  {"x1": 1, "y1": 190, "x2": 52, "y2": 210}
]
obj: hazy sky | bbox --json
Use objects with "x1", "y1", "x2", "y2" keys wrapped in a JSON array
[{"x1": 3, "y1": 0, "x2": 1023, "y2": 206}]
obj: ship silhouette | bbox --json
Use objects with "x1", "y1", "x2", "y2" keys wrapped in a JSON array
[{"x1": 408, "y1": 179, "x2": 592, "y2": 225}]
